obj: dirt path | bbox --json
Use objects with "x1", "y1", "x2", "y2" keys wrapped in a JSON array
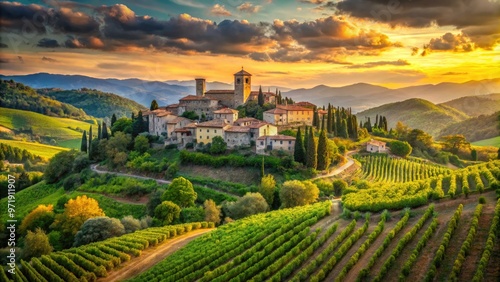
[
  {"x1": 99, "y1": 228, "x2": 214, "y2": 282},
  {"x1": 313, "y1": 151, "x2": 356, "y2": 180}
]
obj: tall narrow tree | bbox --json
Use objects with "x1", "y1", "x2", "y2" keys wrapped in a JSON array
[
  {"x1": 102, "y1": 122, "x2": 109, "y2": 140},
  {"x1": 80, "y1": 130, "x2": 87, "y2": 153},
  {"x1": 111, "y1": 114, "x2": 117, "y2": 126},
  {"x1": 88, "y1": 126, "x2": 93, "y2": 156},
  {"x1": 313, "y1": 110, "x2": 320, "y2": 130},
  {"x1": 339, "y1": 119, "x2": 349, "y2": 138},
  {"x1": 258, "y1": 86, "x2": 265, "y2": 107},
  {"x1": 294, "y1": 127, "x2": 306, "y2": 164},
  {"x1": 98, "y1": 122, "x2": 102, "y2": 140},
  {"x1": 383, "y1": 116, "x2": 388, "y2": 131},
  {"x1": 304, "y1": 126, "x2": 309, "y2": 158},
  {"x1": 374, "y1": 114, "x2": 379, "y2": 128},
  {"x1": 306, "y1": 127, "x2": 317, "y2": 169},
  {"x1": 150, "y1": 100, "x2": 159, "y2": 111},
  {"x1": 317, "y1": 129, "x2": 329, "y2": 170}
]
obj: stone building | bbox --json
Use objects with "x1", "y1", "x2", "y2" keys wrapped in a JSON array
[
  {"x1": 256, "y1": 135, "x2": 296, "y2": 155},
  {"x1": 213, "y1": 108, "x2": 239, "y2": 124},
  {"x1": 263, "y1": 105, "x2": 314, "y2": 126},
  {"x1": 178, "y1": 95, "x2": 219, "y2": 120},
  {"x1": 366, "y1": 140, "x2": 387, "y2": 153},
  {"x1": 195, "y1": 119, "x2": 230, "y2": 144}
]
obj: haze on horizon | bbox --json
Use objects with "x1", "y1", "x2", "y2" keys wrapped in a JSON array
[{"x1": 0, "y1": 0, "x2": 499, "y2": 90}]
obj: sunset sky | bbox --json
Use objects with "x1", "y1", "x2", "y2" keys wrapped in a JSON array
[{"x1": 0, "y1": 0, "x2": 499, "y2": 89}]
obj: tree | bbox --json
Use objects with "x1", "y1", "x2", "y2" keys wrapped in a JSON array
[
  {"x1": 181, "y1": 111, "x2": 199, "y2": 120},
  {"x1": 441, "y1": 135, "x2": 470, "y2": 154},
  {"x1": 407, "y1": 129, "x2": 433, "y2": 149},
  {"x1": 258, "y1": 86, "x2": 264, "y2": 107},
  {"x1": 498, "y1": 147, "x2": 500, "y2": 160},
  {"x1": 210, "y1": 136, "x2": 227, "y2": 155},
  {"x1": 147, "y1": 189, "x2": 164, "y2": 216},
  {"x1": 111, "y1": 113, "x2": 117, "y2": 126},
  {"x1": 111, "y1": 118, "x2": 133, "y2": 135},
  {"x1": 18, "y1": 171, "x2": 30, "y2": 189},
  {"x1": 105, "y1": 132, "x2": 132, "y2": 168},
  {"x1": 294, "y1": 127, "x2": 306, "y2": 164},
  {"x1": 102, "y1": 122, "x2": 109, "y2": 140},
  {"x1": 280, "y1": 180, "x2": 319, "y2": 208},
  {"x1": 332, "y1": 179, "x2": 348, "y2": 196},
  {"x1": 204, "y1": 199, "x2": 221, "y2": 224},
  {"x1": 98, "y1": 122, "x2": 102, "y2": 140},
  {"x1": 317, "y1": 130, "x2": 330, "y2": 170},
  {"x1": 162, "y1": 177, "x2": 197, "y2": 208},
  {"x1": 471, "y1": 149, "x2": 478, "y2": 161},
  {"x1": 306, "y1": 127, "x2": 317, "y2": 169},
  {"x1": 225, "y1": 193, "x2": 269, "y2": 220},
  {"x1": 395, "y1": 121, "x2": 409, "y2": 138},
  {"x1": 24, "y1": 228, "x2": 52, "y2": 260},
  {"x1": 180, "y1": 207, "x2": 205, "y2": 223},
  {"x1": 121, "y1": 216, "x2": 142, "y2": 233},
  {"x1": 134, "y1": 135, "x2": 150, "y2": 154},
  {"x1": 51, "y1": 195, "x2": 105, "y2": 236},
  {"x1": 154, "y1": 201, "x2": 181, "y2": 225},
  {"x1": 339, "y1": 119, "x2": 349, "y2": 138},
  {"x1": 313, "y1": 111, "x2": 320, "y2": 129},
  {"x1": 304, "y1": 126, "x2": 309, "y2": 157},
  {"x1": 74, "y1": 216, "x2": 125, "y2": 246},
  {"x1": 389, "y1": 140, "x2": 412, "y2": 158},
  {"x1": 259, "y1": 174, "x2": 276, "y2": 206},
  {"x1": 20, "y1": 205, "x2": 55, "y2": 235},
  {"x1": 44, "y1": 150, "x2": 79, "y2": 183},
  {"x1": 150, "y1": 100, "x2": 159, "y2": 110},
  {"x1": 132, "y1": 111, "x2": 146, "y2": 137},
  {"x1": 80, "y1": 130, "x2": 87, "y2": 153},
  {"x1": 88, "y1": 126, "x2": 93, "y2": 156}
]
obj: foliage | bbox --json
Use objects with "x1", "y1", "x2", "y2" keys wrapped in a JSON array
[
  {"x1": 317, "y1": 130, "x2": 330, "y2": 170},
  {"x1": 111, "y1": 118, "x2": 133, "y2": 135},
  {"x1": 104, "y1": 132, "x2": 132, "y2": 167},
  {"x1": 179, "y1": 150, "x2": 291, "y2": 170},
  {"x1": 204, "y1": 199, "x2": 221, "y2": 225},
  {"x1": 181, "y1": 111, "x2": 199, "y2": 120},
  {"x1": 210, "y1": 136, "x2": 227, "y2": 155},
  {"x1": 74, "y1": 216, "x2": 125, "y2": 247},
  {"x1": 150, "y1": 100, "x2": 159, "y2": 111},
  {"x1": 294, "y1": 127, "x2": 306, "y2": 164},
  {"x1": 162, "y1": 177, "x2": 197, "y2": 208},
  {"x1": 154, "y1": 201, "x2": 181, "y2": 225},
  {"x1": 259, "y1": 174, "x2": 276, "y2": 207},
  {"x1": 147, "y1": 189, "x2": 165, "y2": 216},
  {"x1": 19, "y1": 204, "x2": 55, "y2": 235},
  {"x1": 52, "y1": 195, "x2": 105, "y2": 236},
  {"x1": 441, "y1": 134, "x2": 470, "y2": 154},
  {"x1": 24, "y1": 228, "x2": 53, "y2": 260},
  {"x1": 121, "y1": 216, "x2": 142, "y2": 234},
  {"x1": 280, "y1": 180, "x2": 319, "y2": 208},
  {"x1": 225, "y1": 192, "x2": 269, "y2": 220},
  {"x1": 389, "y1": 140, "x2": 412, "y2": 158},
  {"x1": 306, "y1": 128, "x2": 317, "y2": 169},
  {"x1": 180, "y1": 207, "x2": 205, "y2": 223},
  {"x1": 44, "y1": 150, "x2": 80, "y2": 183},
  {"x1": 134, "y1": 135, "x2": 150, "y2": 154}
]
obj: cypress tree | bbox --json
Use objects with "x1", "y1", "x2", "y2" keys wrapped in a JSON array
[
  {"x1": 335, "y1": 109, "x2": 341, "y2": 136},
  {"x1": 313, "y1": 110, "x2": 320, "y2": 129},
  {"x1": 317, "y1": 130, "x2": 329, "y2": 170},
  {"x1": 347, "y1": 115, "x2": 353, "y2": 136},
  {"x1": 88, "y1": 126, "x2": 93, "y2": 156},
  {"x1": 339, "y1": 119, "x2": 349, "y2": 138},
  {"x1": 258, "y1": 86, "x2": 265, "y2": 107},
  {"x1": 360, "y1": 121, "x2": 363, "y2": 128},
  {"x1": 294, "y1": 127, "x2": 306, "y2": 164},
  {"x1": 150, "y1": 100, "x2": 159, "y2": 110},
  {"x1": 261, "y1": 156, "x2": 265, "y2": 177},
  {"x1": 306, "y1": 127, "x2": 317, "y2": 169},
  {"x1": 321, "y1": 115, "x2": 325, "y2": 131},
  {"x1": 98, "y1": 122, "x2": 102, "y2": 140},
  {"x1": 374, "y1": 114, "x2": 379, "y2": 128},
  {"x1": 352, "y1": 115, "x2": 358, "y2": 139},
  {"x1": 304, "y1": 126, "x2": 309, "y2": 158},
  {"x1": 111, "y1": 114, "x2": 117, "y2": 126},
  {"x1": 379, "y1": 115, "x2": 384, "y2": 130},
  {"x1": 131, "y1": 112, "x2": 135, "y2": 120},
  {"x1": 366, "y1": 117, "x2": 373, "y2": 132},
  {"x1": 102, "y1": 122, "x2": 109, "y2": 139},
  {"x1": 326, "y1": 104, "x2": 332, "y2": 134},
  {"x1": 80, "y1": 130, "x2": 87, "y2": 153},
  {"x1": 132, "y1": 111, "x2": 145, "y2": 137},
  {"x1": 383, "y1": 116, "x2": 388, "y2": 131}
]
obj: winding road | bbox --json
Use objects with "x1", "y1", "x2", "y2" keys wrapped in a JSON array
[{"x1": 313, "y1": 151, "x2": 357, "y2": 180}]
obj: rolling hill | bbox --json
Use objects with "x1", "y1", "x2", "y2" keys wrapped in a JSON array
[
  {"x1": 0, "y1": 107, "x2": 96, "y2": 147},
  {"x1": 356, "y1": 98, "x2": 470, "y2": 136},
  {"x1": 438, "y1": 111, "x2": 500, "y2": 142},
  {"x1": 37, "y1": 88, "x2": 146, "y2": 119},
  {"x1": 0, "y1": 139, "x2": 69, "y2": 159},
  {"x1": 440, "y1": 93, "x2": 500, "y2": 117}
]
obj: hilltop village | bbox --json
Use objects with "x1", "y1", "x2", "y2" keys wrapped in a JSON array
[{"x1": 145, "y1": 68, "x2": 317, "y2": 155}]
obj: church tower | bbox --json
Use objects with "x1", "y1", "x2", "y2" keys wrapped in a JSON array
[
  {"x1": 233, "y1": 68, "x2": 251, "y2": 107},
  {"x1": 195, "y1": 78, "x2": 206, "y2": 97}
]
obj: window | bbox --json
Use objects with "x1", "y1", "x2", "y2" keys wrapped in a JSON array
[
  {"x1": 199, "y1": 129, "x2": 202, "y2": 132},
  {"x1": 237, "y1": 78, "x2": 241, "y2": 84},
  {"x1": 207, "y1": 129, "x2": 209, "y2": 132},
  {"x1": 245, "y1": 78, "x2": 249, "y2": 83},
  {"x1": 280, "y1": 141, "x2": 283, "y2": 144},
  {"x1": 215, "y1": 130, "x2": 217, "y2": 133},
  {"x1": 289, "y1": 141, "x2": 292, "y2": 144},
  {"x1": 260, "y1": 141, "x2": 264, "y2": 145},
  {"x1": 200, "y1": 136, "x2": 202, "y2": 139},
  {"x1": 207, "y1": 136, "x2": 209, "y2": 139}
]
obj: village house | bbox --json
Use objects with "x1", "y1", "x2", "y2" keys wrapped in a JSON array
[
  {"x1": 256, "y1": 135, "x2": 296, "y2": 155},
  {"x1": 247, "y1": 122, "x2": 278, "y2": 142},
  {"x1": 224, "y1": 126, "x2": 251, "y2": 148},
  {"x1": 366, "y1": 140, "x2": 387, "y2": 153},
  {"x1": 173, "y1": 122, "x2": 197, "y2": 148},
  {"x1": 263, "y1": 105, "x2": 314, "y2": 126},
  {"x1": 178, "y1": 95, "x2": 219, "y2": 120},
  {"x1": 213, "y1": 108, "x2": 239, "y2": 124},
  {"x1": 234, "y1": 117, "x2": 261, "y2": 126},
  {"x1": 248, "y1": 90, "x2": 276, "y2": 104},
  {"x1": 195, "y1": 119, "x2": 230, "y2": 144},
  {"x1": 146, "y1": 109, "x2": 173, "y2": 136}
]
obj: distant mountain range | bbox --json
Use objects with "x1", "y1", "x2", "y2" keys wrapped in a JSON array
[
  {"x1": 0, "y1": 73, "x2": 291, "y2": 107},
  {"x1": 284, "y1": 79, "x2": 500, "y2": 112},
  {"x1": 356, "y1": 95, "x2": 500, "y2": 141}
]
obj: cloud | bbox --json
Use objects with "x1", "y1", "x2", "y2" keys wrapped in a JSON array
[
  {"x1": 64, "y1": 36, "x2": 104, "y2": 49},
  {"x1": 299, "y1": 0, "x2": 326, "y2": 3},
  {"x1": 41, "y1": 56, "x2": 57, "y2": 63},
  {"x1": 37, "y1": 38, "x2": 60, "y2": 48},
  {"x1": 415, "y1": 33, "x2": 476, "y2": 56},
  {"x1": 442, "y1": 72, "x2": 468, "y2": 75},
  {"x1": 211, "y1": 4, "x2": 232, "y2": 17},
  {"x1": 170, "y1": 0, "x2": 205, "y2": 8},
  {"x1": 347, "y1": 59, "x2": 410, "y2": 69},
  {"x1": 237, "y1": 3, "x2": 262, "y2": 14},
  {"x1": 332, "y1": 0, "x2": 500, "y2": 50}
]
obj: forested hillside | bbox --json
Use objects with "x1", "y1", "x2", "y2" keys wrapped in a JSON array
[
  {"x1": 0, "y1": 80, "x2": 88, "y2": 119},
  {"x1": 38, "y1": 88, "x2": 146, "y2": 119},
  {"x1": 438, "y1": 111, "x2": 500, "y2": 142}
]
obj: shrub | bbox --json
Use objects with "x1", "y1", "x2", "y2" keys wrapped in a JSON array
[
  {"x1": 74, "y1": 217, "x2": 125, "y2": 246},
  {"x1": 24, "y1": 228, "x2": 53, "y2": 260},
  {"x1": 224, "y1": 193, "x2": 269, "y2": 220},
  {"x1": 479, "y1": 196, "x2": 486, "y2": 204},
  {"x1": 121, "y1": 216, "x2": 142, "y2": 233},
  {"x1": 154, "y1": 201, "x2": 181, "y2": 225}
]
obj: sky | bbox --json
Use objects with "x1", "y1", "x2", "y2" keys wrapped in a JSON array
[{"x1": 0, "y1": 0, "x2": 499, "y2": 89}]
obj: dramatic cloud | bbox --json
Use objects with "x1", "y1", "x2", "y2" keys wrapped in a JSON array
[
  {"x1": 37, "y1": 38, "x2": 60, "y2": 48},
  {"x1": 299, "y1": 0, "x2": 326, "y2": 3},
  {"x1": 333, "y1": 0, "x2": 500, "y2": 49},
  {"x1": 414, "y1": 33, "x2": 476, "y2": 56},
  {"x1": 41, "y1": 56, "x2": 57, "y2": 62},
  {"x1": 237, "y1": 3, "x2": 262, "y2": 14},
  {"x1": 211, "y1": 4, "x2": 232, "y2": 17},
  {"x1": 347, "y1": 59, "x2": 410, "y2": 69}
]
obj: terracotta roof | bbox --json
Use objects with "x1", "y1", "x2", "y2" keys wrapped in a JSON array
[
  {"x1": 234, "y1": 69, "x2": 252, "y2": 76},
  {"x1": 179, "y1": 95, "x2": 217, "y2": 101},
  {"x1": 196, "y1": 119, "x2": 230, "y2": 128},
  {"x1": 174, "y1": 128, "x2": 191, "y2": 133},
  {"x1": 144, "y1": 109, "x2": 169, "y2": 116},
  {"x1": 205, "y1": 90, "x2": 234, "y2": 94},
  {"x1": 318, "y1": 109, "x2": 328, "y2": 114},
  {"x1": 293, "y1": 101, "x2": 316, "y2": 108},
  {"x1": 167, "y1": 117, "x2": 191, "y2": 124},
  {"x1": 367, "y1": 140, "x2": 386, "y2": 146},
  {"x1": 264, "y1": 108, "x2": 287, "y2": 114},
  {"x1": 213, "y1": 108, "x2": 238, "y2": 114},
  {"x1": 277, "y1": 105, "x2": 314, "y2": 111},
  {"x1": 225, "y1": 126, "x2": 251, "y2": 133},
  {"x1": 247, "y1": 122, "x2": 273, "y2": 129},
  {"x1": 185, "y1": 123, "x2": 198, "y2": 128},
  {"x1": 235, "y1": 117, "x2": 260, "y2": 123},
  {"x1": 156, "y1": 111, "x2": 173, "y2": 117},
  {"x1": 166, "y1": 103, "x2": 179, "y2": 108},
  {"x1": 257, "y1": 134, "x2": 296, "y2": 141}
]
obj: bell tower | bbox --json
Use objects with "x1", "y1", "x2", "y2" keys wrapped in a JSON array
[
  {"x1": 195, "y1": 78, "x2": 206, "y2": 97},
  {"x1": 234, "y1": 67, "x2": 251, "y2": 107}
]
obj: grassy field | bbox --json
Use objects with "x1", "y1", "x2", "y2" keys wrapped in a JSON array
[
  {"x1": 57, "y1": 138, "x2": 82, "y2": 149},
  {"x1": 472, "y1": 136, "x2": 500, "y2": 148},
  {"x1": 0, "y1": 107, "x2": 96, "y2": 141},
  {"x1": 0, "y1": 139, "x2": 69, "y2": 159}
]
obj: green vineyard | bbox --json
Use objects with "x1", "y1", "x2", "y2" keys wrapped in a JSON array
[
  {"x1": 343, "y1": 160, "x2": 500, "y2": 211},
  {"x1": 1, "y1": 222, "x2": 213, "y2": 282},
  {"x1": 355, "y1": 155, "x2": 451, "y2": 183}
]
